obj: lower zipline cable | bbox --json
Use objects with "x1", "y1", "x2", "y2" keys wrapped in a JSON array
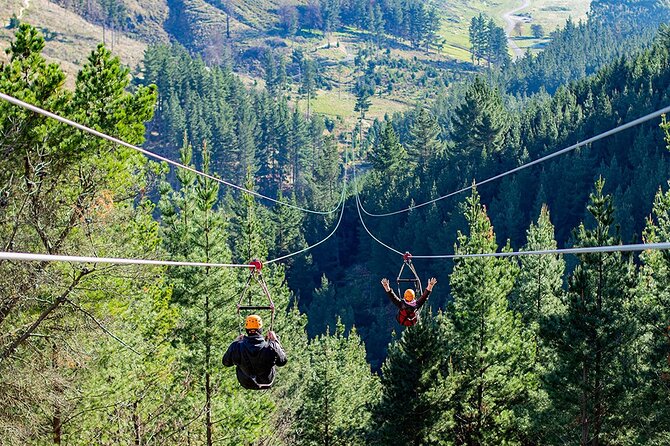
[
  {"x1": 266, "y1": 171, "x2": 347, "y2": 264},
  {"x1": 0, "y1": 157, "x2": 348, "y2": 268},
  {"x1": 0, "y1": 252, "x2": 251, "y2": 268}
]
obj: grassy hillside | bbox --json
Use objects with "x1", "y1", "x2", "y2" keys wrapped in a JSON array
[
  {"x1": 0, "y1": 0, "x2": 591, "y2": 119},
  {"x1": 1, "y1": 0, "x2": 147, "y2": 85},
  {"x1": 438, "y1": 0, "x2": 591, "y2": 61}
]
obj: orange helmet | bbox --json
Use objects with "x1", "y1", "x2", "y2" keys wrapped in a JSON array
[
  {"x1": 403, "y1": 289, "x2": 416, "y2": 302},
  {"x1": 245, "y1": 314, "x2": 262, "y2": 330}
]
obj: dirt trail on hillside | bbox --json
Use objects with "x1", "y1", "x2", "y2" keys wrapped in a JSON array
[
  {"x1": 5, "y1": 0, "x2": 31, "y2": 27},
  {"x1": 502, "y1": 0, "x2": 530, "y2": 60}
]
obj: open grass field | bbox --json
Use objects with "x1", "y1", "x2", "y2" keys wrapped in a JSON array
[
  {"x1": 296, "y1": 89, "x2": 409, "y2": 123},
  {"x1": 0, "y1": 0, "x2": 147, "y2": 87},
  {"x1": 437, "y1": 0, "x2": 591, "y2": 61}
]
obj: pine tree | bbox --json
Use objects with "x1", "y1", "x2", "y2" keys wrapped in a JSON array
[
  {"x1": 307, "y1": 275, "x2": 339, "y2": 336},
  {"x1": 370, "y1": 312, "x2": 451, "y2": 445},
  {"x1": 545, "y1": 178, "x2": 638, "y2": 445},
  {"x1": 486, "y1": 18, "x2": 510, "y2": 68},
  {"x1": 512, "y1": 205, "x2": 565, "y2": 354},
  {"x1": 296, "y1": 320, "x2": 379, "y2": 446},
  {"x1": 469, "y1": 14, "x2": 488, "y2": 64},
  {"x1": 633, "y1": 184, "x2": 670, "y2": 443},
  {"x1": 444, "y1": 188, "x2": 534, "y2": 444},
  {"x1": 406, "y1": 108, "x2": 444, "y2": 170},
  {"x1": 158, "y1": 139, "x2": 238, "y2": 445},
  {"x1": 450, "y1": 77, "x2": 509, "y2": 181},
  {"x1": 230, "y1": 172, "x2": 270, "y2": 263},
  {"x1": 368, "y1": 121, "x2": 407, "y2": 172}
]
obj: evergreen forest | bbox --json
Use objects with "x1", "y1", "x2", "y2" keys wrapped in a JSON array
[{"x1": 1, "y1": 0, "x2": 670, "y2": 444}]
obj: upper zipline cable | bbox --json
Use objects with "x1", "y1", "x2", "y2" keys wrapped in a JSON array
[
  {"x1": 351, "y1": 146, "x2": 670, "y2": 259},
  {"x1": 359, "y1": 104, "x2": 670, "y2": 217},
  {"x1": 0, "y1": 92, "x2": 340, "y2": 216}
]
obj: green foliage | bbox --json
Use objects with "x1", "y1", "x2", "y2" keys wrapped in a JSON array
[
  {"x1": 634, "y1": 184, "x2": 670, "y2": 443},
  {"x1": 503, "y1": 15, "x2": 658, "y2": 95},
  {"x1": 0, "y1": 24, "x2": 160, "y2": 444},
  {"x1": 511, "y1": 205, "x2": 565, "y2": 333},
  {"x1": 370, "y1": 312, "x2": 451, "y2": 445},
  {"x1": 443, "y1": 189, "x2": 534, "y2": 444},
  {"x1": 294, "y1": 321, "x2": 380, "y2": 445},
  {"x1": 368, "y1": 120, "x2": 407, "y2": 172},
  {"x1": 141, "y1": 44, "x2": 321, "y2": 198},
  {"x1": 407, "y1": 108, "x2": 445, "y2": 170},
  {"x1": 544, "y1": 179, "x2": 639, "y2": 444},
  {"x1": 530, "y1": 24, "x2": 545, "y2": 39},
  {"x1": 469, "y1": 14, "x2": 510, "y2": 68},
  {"x1": 303, "y1": 0, "x2": 441, "y2": 49},
  {"x1": 450, "y1": 77, "x2": 508, "y2": 180}
]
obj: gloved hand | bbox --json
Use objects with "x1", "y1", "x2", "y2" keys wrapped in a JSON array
[{"x1": 266, "y1": 331, "x2": 279, "y2": 343}]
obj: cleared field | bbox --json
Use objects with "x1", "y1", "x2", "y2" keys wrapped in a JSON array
[
  {"x1": 296, "y1": 89, "x2": 410, "y2": 122},
  {"x1": 1, "y1": 0, "x2": 147, "y2": 86},
  {"x1": 438, "y1": 0, "x2": 591, "y2": 61},
  {"x1": 525, "y1": 0, "x2": 591, "y2": 32}
]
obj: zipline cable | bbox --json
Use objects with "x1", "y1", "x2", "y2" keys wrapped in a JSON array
[
  {"x1": 411, "y1": 242, "x2": 670, "y2": 259},
  {"x1": 0, "y1": 92, "x2": 341, "y2": 216},
  {"x1": 266, "y1": 171, "x2": 347, "y2": 264},
  {"x1": 0, "y1": 164, "x2": 348, "y2": 267},
  {"x1": 359, "y1": 104, "x2": 670, "y2": 217},
  {"x1": 352, "y1": 152, "x2": 403, "y2": 256},
  {"x1": 351, "y1": 140, "x2": 670, "y2": 259},
  {"x1": 0, "y1": 252, "x2": 251, "y2": 268}
]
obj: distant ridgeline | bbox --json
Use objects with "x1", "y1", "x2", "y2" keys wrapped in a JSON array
[{"x1": 502, "y1": 0, "x2": 670, "y2": 95}]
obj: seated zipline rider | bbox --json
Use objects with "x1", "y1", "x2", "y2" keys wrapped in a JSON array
[
  {"x1": 381, "y1": 277, "x2": 437, "y2": 327},
  {"x1": 223, "y1": 315, "x2": 287, "y2": 390}
]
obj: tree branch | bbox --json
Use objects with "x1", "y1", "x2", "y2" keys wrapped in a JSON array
[
  {"x1": 0, "y1": 268, "x2": 93, "y2": 363},
  {"x1": 65, "y1": 298, "x2": 141, "y2": 356}
]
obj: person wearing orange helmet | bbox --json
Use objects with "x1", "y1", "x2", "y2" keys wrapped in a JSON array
[
  {"x1": 381, "y1": 277, "x2": 437, "y2": 326},
  {"x1": 223, "y1": 314, "x2": 287, "y2": 390}
]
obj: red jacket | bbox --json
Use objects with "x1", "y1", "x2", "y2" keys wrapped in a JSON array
[{"x1": 386, "y1": 289, "x2": 431, "y2": 326}]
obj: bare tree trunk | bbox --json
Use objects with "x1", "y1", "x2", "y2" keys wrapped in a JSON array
[
  {"x1": 205, "y1": 204, "x2": 213, "y2": 446},
  {"x1": 52, "y1": 343, "x2": 62, "y2": 445},
  {"x1": 133, "y1": 400, "x2": 141, "y2": 446},
  {"x1": 581, "y1": 362, "x2": 589, "y2": 445}
]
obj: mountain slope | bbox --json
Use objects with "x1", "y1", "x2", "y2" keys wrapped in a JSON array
[{"x1": 0, "y1": 0, "x2": 147, "y2": 84}]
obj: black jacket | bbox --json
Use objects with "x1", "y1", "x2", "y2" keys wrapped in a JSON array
[{"x1": 222, "y1": 332, "x2": 287, "y2": 390}]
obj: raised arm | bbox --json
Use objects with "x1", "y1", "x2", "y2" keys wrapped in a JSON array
[
  {"x1": 382, "y1": 278, "x2": 403, "y2": 309},
  {"x1": 416, "y1": 277, "x2": 437, "y2": 308}
]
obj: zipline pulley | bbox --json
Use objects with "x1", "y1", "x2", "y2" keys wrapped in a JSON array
[
  {"x1": 237, "y1": 259, "x2": 275, "y2": 332},
  {"x1": 396, "y1": 251, "x2": 422, "y2": 298}
]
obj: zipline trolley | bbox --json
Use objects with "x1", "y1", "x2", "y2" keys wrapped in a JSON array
[
  {"x1": 396, "y1": 252, "x2": 422, "y2": 298},
  {"x1": 237, "y1": 259, "x2": 275, "y2": 332}
]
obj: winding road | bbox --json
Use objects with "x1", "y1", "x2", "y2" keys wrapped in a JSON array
[{"x1": 502, "y1": 0, "x2": 531, "y2": 60}]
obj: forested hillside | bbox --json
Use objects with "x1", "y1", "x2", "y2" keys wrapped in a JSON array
[{"x1": 1, "y1": 0, "x2": 670, "y2": 445}]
